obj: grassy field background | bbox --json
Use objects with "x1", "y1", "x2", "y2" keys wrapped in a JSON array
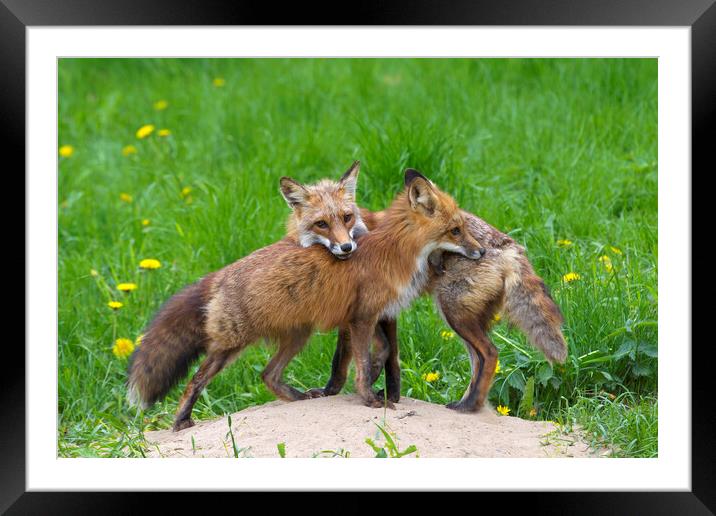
[{"x1": 58, "y1": 58, "x2": 658, "y2": 457}]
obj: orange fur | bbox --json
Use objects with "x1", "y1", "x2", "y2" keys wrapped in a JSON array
[{"x1": 127, "y1": 164, "x2": 483, "y2": 431}]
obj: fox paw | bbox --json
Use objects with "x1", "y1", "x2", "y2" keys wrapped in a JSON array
[
  {"x1": 172, "y1": 418, "x2": 195, "y2": 432},
  {"x1": 446, "y1": 401, "x2": 478, "y2": 413},
  {"x1": 305, "y1": 388, "x2": 328, "y2": 399},
  {"x1": 375, "y1": 388, "x2": 401, "y2": 404},
  {"x1": 364, "y1": 395, "x2": 395, "y2": 410}
]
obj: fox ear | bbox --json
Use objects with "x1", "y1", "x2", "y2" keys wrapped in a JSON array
[
  {"x1": 408, "y1": 175, "x2": 437, "y2": 216},
  {"x1": 280, "y1": 177, "x2": 310, "y2": 209},
  {"x1": 338, "y1": 160, "x2": 360, "y2": 199},
  {"x1": 404, "y1": 168, "x2": 430, "y2": 187}
]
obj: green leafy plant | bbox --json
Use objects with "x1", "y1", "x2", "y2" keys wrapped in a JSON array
[{"x1": 364, "y1": 422, "x2": 418, "y2": 458}]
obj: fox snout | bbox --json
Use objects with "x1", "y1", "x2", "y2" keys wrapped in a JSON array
[
  {"x1": 459, "y1": 233, "x2": 486, "y2": 260},
  {"x1": 469, "y1": 247, "x2": 487, "y2": 260},
  {"x1": 331, "y1": 240, "x2": 357, "y2": 259}
]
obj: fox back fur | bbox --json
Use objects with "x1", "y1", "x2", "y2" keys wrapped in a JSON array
[
  {"x1": 127, "y1": 164, "x2": 483, "y2": 430},
  {"x1": 317, "y1": 206, "x2": 568, "y2": 412}
]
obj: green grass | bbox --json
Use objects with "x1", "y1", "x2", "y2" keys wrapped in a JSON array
[{"x1": 58, "y1": 58, "x2": 657, "y2": 458}]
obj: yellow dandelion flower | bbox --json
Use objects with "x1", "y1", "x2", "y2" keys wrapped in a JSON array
[
  {"x1": 139, "y1": 258, "x2": 162, "y2": 270},
  {"x1": 496, "y1": 405, "x2": 511, "y2": 416},
  {"x1": 440, "y1": 330, "x2": 454, "y2": 340},
  {"x1": 556, "y1": 239, "x2": 573, "y2": 248},
  {"x1": 493, "y1": 313, "x2": 501, "y2": 323},
  {"x1": 421, "y1": 372, "x2": 440, "y2": 383},
  {"x1": 562, "y1": 272, "x2": 580, "y2": 283},
  {"x1": 599, "y1": 255, "x2": 614, "y2": 273},
  {"x1": 136, "y1": 124, "x2": 155, "y2": 139},
  {"x1": 212, "y1": 77, "x2": 226, "y2": 87},
  {"x1": 59, "y1": 145, "x2": 74, "y2": 158},
  {"x1": 153, "y1": 99, "x2": 169, "y2": 111},
  {"x1": 90, "y1": 269, "x2": 99, "y2": 277},
  {"x1": 122, "y1": 145, "x2": 137, "y2": 156},
  {"x1": 135, "y1": 334, "x2": 145, "y2": 347},
  {"x1": 119, "y1": 192, "x2": 133, "y2": 203},
  {"x1": 112, "y1": 338, "x2": 135, "y2": 359},
  {"x1": 181, "y1": 186, "x2": 192, "y2": 198},
  {"x1": 142, "y1": 219, "x2": 150, "y2": 226},
  {"x1": 494, "y1": 360, "x2": 501, "y2": 374},
  {"x1": 117, "y1": 282, "x2": 138, "y2": 292},
  {"x1": 157, "y1": 128, "x2": 171, "y2": 137},
  {"x1": 610, "y1": 246, "x2": 622, "y2": 255},
  {"x1": 108, "y1": 300, "x2": 123, "y2": 310},
  {"x1": 529, "y1": 407, "x2": 537, "y2": 417}
]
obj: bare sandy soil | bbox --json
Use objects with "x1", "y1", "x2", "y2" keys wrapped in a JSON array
[{"x1": 145, "y1": 394, "x2": 603, "y2": 458}]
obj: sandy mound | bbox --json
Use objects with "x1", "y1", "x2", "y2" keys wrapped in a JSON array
[{"x1": 145, "y1": 395, "x2": 602, "y2": 458}]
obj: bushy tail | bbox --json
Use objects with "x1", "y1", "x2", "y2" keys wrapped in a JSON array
[
  {"x1": 502, "y1": 249, "x2": 568, "y2": 363},
  {"x1": 127, "y1": 278, "x2": 211, "y2": 409}
]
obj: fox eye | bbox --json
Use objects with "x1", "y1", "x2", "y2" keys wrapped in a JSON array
[
  {"x1": 315, "y1": 220, "x2": 329, "y2": 229},
  {"x1": 451, "y1": 227, "x2": 461, "y2": 236},
  {"x1": 343, "y1": 213, "x2": 353, "y2": 223}
]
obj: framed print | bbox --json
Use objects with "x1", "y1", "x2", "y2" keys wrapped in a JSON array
[{"x1": 5, "y1": 0, "x2": 712, "y2": 512}]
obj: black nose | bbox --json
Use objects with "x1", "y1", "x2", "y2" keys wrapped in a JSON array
[{"x1": 340, "y1": 243, "x2": 353, "y2": 253}]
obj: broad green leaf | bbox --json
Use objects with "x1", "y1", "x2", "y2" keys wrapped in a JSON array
[
  {"x1": 639, "y1": 343, "x2": 658, "y2": 358},
  {"x1": 614, "y1": 339, "x2": 636, "y2": 360},
  {"x1": 518, "y1": 376, "x2": 535, "y2": 418},
  {"x1": 631, "y1": 363, "x2": 653, "y2": 377},
  {"x1": 537, "y1": 363, "x2": 553, "y2": 386},
  {"x1": 507, "y1": 370, "x2": 526, "y2": 392}
]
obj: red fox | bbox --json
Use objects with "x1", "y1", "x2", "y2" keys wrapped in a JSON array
[
  {"x1": 308, "y1": 208, "x2": 568, "y2": 413},
  {"x1": 127, "y1": 163, "x2": 484, "y2": 431}
]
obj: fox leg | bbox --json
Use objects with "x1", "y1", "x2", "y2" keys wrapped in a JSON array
[
  {"x1": 350, "y1": 318, "x2": 394, "y2": 409},
  {"x1": 306, "y1": 327, "x2": 353, "y2": 398},
  {"x1": 261, "y1": 328, "x2": 316, "y2": 401},
  {"x1": 369, "y1": 322, "x2": 391, "y2": 384},
  {"x1": 445, "y1": 319, "x2": 498, "y2": 413},
  {"x1": 374, "y1": 319, "x2": 400, "y2": 403},
  {"x1": 173, "y1": 348, "x2": 234, "y2": 432},
  {"x1": 307, "y1": 321, "x2": 393, "y2": 398}
]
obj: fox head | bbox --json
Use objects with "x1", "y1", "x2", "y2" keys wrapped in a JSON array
[
  {"x1": 281, "y1": 161, "x2": 368, "y2": 260},
  {"x1": 402, "y1": 168, "x2": 485, "y2": 260}
]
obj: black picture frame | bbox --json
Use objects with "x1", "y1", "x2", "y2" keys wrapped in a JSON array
[{"x1": 5, "y1": 0, "x2": 711, "y2": 513}]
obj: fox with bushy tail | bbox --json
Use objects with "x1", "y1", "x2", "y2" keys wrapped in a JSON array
[
  {"x1": 427, "y1": 213, "x2": 567, "y2": 411},
  {"x1": 127, "y1": 163, "x2": 484, "y2": 431},
  {"x1": 319, "y1": 210, "x2": 568, "y2": 413},
  {"x1": 127, "y1": 277, "x2": 214, "y2": 410}
]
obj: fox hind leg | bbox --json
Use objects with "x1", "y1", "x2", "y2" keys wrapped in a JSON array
[
  {"x1": 261, "y1": 328, "x2": 316, "y2": 401},
  {"x1": 173, "y1": 348, "x2": 235, "y2": 432},
  {"x1": 373, "y1": 318, "x2": 400, "y2": 403},
  {"x1": 305, "y1": 327, "x2": 353, "y2": 398},
  {"x1": 309, "y1": 320, "x2": 396, "y2": 399},
  {"x1": 445, "y1": 318, "x2": 498, "y2": 413}
]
